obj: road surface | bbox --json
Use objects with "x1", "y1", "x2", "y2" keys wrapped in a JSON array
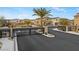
[{"x1": 17, "y1": 30, "x2": 79, "y2": 51}]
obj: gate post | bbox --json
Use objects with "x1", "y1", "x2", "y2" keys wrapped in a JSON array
[
  {"x1": 66, "y1": 26, "x2": 68, "y2": 32},
  {"x1": 29, "y1": 28, "x2": 31, "y2": 35},
  {"x1": 10, "y1": 27, "x2": 13, "y2": 39},
  {"x1": 44, "y1": 26, "x2": 48, "y2": 35},
  {"x1": 42, "y1": 27, "x2": 44, "y2": 34}
]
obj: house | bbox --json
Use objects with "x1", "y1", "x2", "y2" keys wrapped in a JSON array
[
  {"x1": 49, "y1": 17, "x2": 60, "y2": 26},
  {"x1": 74, "y1": 13, "x2": 79, "y2": 26},
  {"x1": 32, "y1": 17, "x2": 61, "y2": 27},
  {"x1": 73, "y1": 13, "x2": 79, "y2": 32}
]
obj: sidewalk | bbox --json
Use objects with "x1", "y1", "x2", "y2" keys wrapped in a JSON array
[
  {"x1": 0, "y1": 37, "x2": 14, "y2": 51},
  {"x1": 53, "y1": 28, "x2": 79, "y2": 35},
  {"x1": 66, "y1": 31, "x2": 79, "y2": 35}
]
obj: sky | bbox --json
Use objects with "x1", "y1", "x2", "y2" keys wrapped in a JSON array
[{"x1": 0, "y1": 7, "x2": 79, "y2": 20}]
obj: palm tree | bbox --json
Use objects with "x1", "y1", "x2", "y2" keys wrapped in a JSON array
[
  {"x1": 33, "y1": 8, "x2": 52, "y2": 27},
  {"x1": 0, "y1": 16, "x2": 4, "y2": 38},
  {"x1": 0, "y1": 16, "x2": 5, "y2": 27}
]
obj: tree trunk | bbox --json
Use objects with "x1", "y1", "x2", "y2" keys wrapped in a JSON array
[{"x1": 41, "y1": 18, "x2": 43, "y2": 27}]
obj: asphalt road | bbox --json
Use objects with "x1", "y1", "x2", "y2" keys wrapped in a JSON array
[{"x1": 17, "y1": 30, "x2": 79, "y2": 51}]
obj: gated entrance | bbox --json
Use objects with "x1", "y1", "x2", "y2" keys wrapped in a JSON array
[
  {"x1": 13, "y1": 27, "x2": 44, "y2": 37},
  {"x1": 0, "y1": 27, "x2": 44, "y2": 38}
]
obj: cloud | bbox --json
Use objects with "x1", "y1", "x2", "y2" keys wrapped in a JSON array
[
  {"x1": 52, "y1": 7, "x2": 67, "y2": 18},
  {"x1": 52, "y1": 7, "x2": 66, "y2": 13},
  {"x1": 17, "y1": 13, "x2": 36, "y2": 19},
  {"x1": 17, "y1": 13, "x2": 28, "y2": 19},
  {"x1": 75, "y1": 8, "x2": 79, "y2": 13}
]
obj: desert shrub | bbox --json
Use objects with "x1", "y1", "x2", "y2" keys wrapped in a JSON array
[
  {"x1": 0, "y1": 31, "x2": 2, "y2": 38},
  {"x1": 58, "y1": 26, "x2": 66, "y2": 31},
  {"x1": 0, "y1": 42, "x2": 2, "y2": 48}
]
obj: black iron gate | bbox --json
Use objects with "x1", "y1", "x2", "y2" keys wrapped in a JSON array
[{"x1": 0, "y1": 27, "x2": 44, "y2": 38}]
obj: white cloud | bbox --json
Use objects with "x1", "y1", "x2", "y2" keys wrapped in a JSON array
[
  {"x1": 17, "y1": 13, "x2": 28, "y2": 19},
  {"x1": 75, "y1": 8, "x2": 79, "y2": 13},
  {"x1": 52, "y1": 7, "x2": 67, "y2": 18},
  {"x1": 52, "y1": 7, "x2": 66, "y2": 12},
  {"x1": 17, "y1": 13, "x2": 37, "y2": 19}
]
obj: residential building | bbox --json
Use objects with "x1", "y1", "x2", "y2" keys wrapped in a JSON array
[
  {"x1": 32, "y1": 17, "x2": 60, "y2": 27},
  {"x1": 73, "y1": 13, "x2": 79, "y2": 32},
  {"x1": 74, "y1": 13, "x2": 79, "y2": 26},
  {"x1": 49, "y1": 17, "x2": 60, "y2": 26}
]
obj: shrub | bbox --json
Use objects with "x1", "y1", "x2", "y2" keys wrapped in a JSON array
[
  {"x1": 0, "y1": 31, "x2": 2, "y2": 38},
  {"x1": 0, "y1": 42, "x2": 2, "y2": 48},
  {"x1": 58, "y1": 26, "x2": 66, "y2": 31}
]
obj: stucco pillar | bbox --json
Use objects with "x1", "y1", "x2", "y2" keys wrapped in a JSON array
[
  {"x1": 10, "y1": 27, "x2": 13, "y2": 39},
  {"x1": 66, "y1": 26, "x2": 68, "y2": 32},
  {"x1": 44, "y1": 26, "x2": 48, "y2": 35}
]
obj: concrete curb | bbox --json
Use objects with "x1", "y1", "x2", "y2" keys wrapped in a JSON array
[
  {"x1": 14, "y1": 37, "x2": 18, "y2": 51},
  {"x1": 52, "y1": 29, "x2": 79, "y2": 36},
  {"x1": 36, "y1": 31, "x2": 55, "y2": 37},
  {"x1": 66, "y1": 31, "x2": 79, "y2": 35},
  {"x1": 42, "y1": 34, "x2": 55, "y2": 37}
]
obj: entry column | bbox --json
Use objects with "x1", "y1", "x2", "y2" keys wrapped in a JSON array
[{"x1": 29, "y1": 28, "x2": 31, "y2": 35}]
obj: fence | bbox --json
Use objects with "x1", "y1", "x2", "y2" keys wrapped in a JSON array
[{"x1": 0, "y1": 27, "x2": 45, "y2": 38}]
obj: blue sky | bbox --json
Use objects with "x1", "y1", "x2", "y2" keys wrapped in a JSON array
[{"x1": 0, "y1": 7, "x2": 79, "y2": 20}]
